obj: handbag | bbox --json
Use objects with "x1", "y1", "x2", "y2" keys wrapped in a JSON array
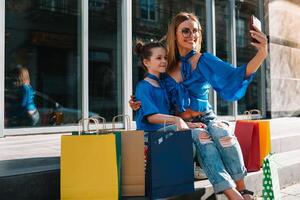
[
  {"x1": 146, "y1": 128, "x2": 194, "y2": 199},
  {"x1": 61, "y1": 118, "x2": 119, "y2": 200}
]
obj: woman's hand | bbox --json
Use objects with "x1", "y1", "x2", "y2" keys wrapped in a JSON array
[
  {"x1": 250, "y1": 25, "x2": 268, "y2": 58},
  {"x1": 246, "y1": 25, "x2": 268, "y2": 77},
  {"x1": 129, "y1": 95, "x2": 141, "y2": 111},
  {"x1": 186, "y1": 122, "x2": 207, "y2": 129}
]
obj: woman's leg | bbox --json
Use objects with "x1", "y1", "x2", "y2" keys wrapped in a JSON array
[
  {"x1": 191, "y1": 128, "x2": 237, "y2": 194},
  {"x1": 194, "y1": 110, "x2": 247, "y2": 182},
  {"x1": 206, "y1": 121, "x2": 247, "y2": 183}
]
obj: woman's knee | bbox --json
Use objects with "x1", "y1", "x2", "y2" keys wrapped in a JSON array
[{"x1": 208, "y1": 121, "x2": 237, "y2": 148}]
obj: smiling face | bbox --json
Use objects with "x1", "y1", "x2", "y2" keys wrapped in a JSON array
[
  {"x1": 143, "y1": 47, "x2": 167, "y2": 75},
  {"x1": 176, "y1": 19, "x2": 202, "y2": 55}
]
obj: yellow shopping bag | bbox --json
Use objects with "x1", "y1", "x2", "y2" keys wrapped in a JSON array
[{"x1": 61, "y1": 118, "x2": 118, "y2": 200}]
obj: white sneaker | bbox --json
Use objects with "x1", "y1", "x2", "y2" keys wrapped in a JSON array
[{"x1": 194, "y1": 165, "x2": 207, "y2": 180}]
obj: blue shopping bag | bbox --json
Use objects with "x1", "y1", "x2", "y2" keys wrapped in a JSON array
[{"x1": 146, "y1": 130, "x2": 194, "y2": 199}]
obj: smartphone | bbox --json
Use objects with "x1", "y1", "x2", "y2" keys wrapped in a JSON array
[{"x1": 250, "y1": 15, "x2": 262, "y2": 43}]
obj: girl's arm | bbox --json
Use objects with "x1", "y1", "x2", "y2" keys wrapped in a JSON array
[
  {"x1": 245, "y1": 25, "x2": 268, "y2": 77},
  {"x1": 147, "y1": 114, "x2": 189, "y2": 130}
]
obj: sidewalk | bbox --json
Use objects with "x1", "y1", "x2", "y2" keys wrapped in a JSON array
[{"x1": 281, "y1": 183, "x2": 300, "y2": 199}]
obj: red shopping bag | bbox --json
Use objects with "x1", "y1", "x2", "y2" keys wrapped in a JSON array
[{"x1": 235, "y1": 120, "x2": 260, "y2": 172}]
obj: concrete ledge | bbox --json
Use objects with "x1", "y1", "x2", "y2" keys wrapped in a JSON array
[{"x1": 216, "y1": 149, "x2": 300, "y2": 199}]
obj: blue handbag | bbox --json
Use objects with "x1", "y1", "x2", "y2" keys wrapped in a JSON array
[{"x1": 146, "y1": 130, "x2": 194, "y2": 199}]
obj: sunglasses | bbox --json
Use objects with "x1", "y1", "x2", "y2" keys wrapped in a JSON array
[{"x1": 178, "y1": 28, "x2": 201, "y2": 38}]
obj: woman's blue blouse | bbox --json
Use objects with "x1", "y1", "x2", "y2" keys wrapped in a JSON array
[
  {"x1": 135, "y1": 80, "x2": 170, "y2": 131},
  {"x1": 163, "y1": 52, "x2": 255, "y2": 113}
]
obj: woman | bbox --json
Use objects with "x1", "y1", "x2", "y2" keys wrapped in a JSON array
[{"x1": 131, "y1": 12, "x2": 268, "y2": 199}]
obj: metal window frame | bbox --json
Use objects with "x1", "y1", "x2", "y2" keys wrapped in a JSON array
[
  {"x1": 230, "y1": 0, "x2": 238, "y2": 119},
  {"x1": 1, "y1": 0, "x2": 128, "y2": 137},
  {"x1": 122, "y1": 0, "x2": 133, "y2": 122},
  {"x1": 0, "y1": 0, "x2": 5, "y2": 137},
  {"x1": 205, "y1": 0, "x2": 217, "y2": 114},
  {"x1": 259, "y1": 0, "x2": 266, "y2": 118}
]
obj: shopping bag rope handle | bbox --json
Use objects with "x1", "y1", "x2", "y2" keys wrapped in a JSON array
[
  {"x1": 112, "y1": 114, "x2": 131, "y2": 130},
  {"x1": 90, "y1": 116, "x2": 106, "y2": 131},
  {"x1": 243, "y1": 109, "x2": 262, "y2": 120},
  {"x1": 78, "y1": 118, "x2": 100, "y2": 135}
]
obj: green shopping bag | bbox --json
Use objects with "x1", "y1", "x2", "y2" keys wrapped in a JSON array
[
  {"x1": 72, "y1": 118, "x2": 122, "y2": 200},
  {"x1": 262, "y1": 154, "x2": 281, "y2": 200}
]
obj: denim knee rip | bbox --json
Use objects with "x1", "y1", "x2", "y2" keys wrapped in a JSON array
[
  {"x1": 198, "y1": 130, "x2": 213, "y2": 145},
  {"x1": 210, "y1": 121, "x2": 237, "y2": 148}
]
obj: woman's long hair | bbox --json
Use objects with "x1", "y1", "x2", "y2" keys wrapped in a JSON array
[{"x1": 166, "y1": 12, "x2": 202, "y2": 72}]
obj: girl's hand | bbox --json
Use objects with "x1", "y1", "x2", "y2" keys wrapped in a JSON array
[
  {"x1": 129, "y1": 95, "x2": 141, "y2": 111},
  {"x1": 187, "y1": 122, "x2": 207, "y2": 129},
  {"x1": 175, "y1": 117, "x2": 190, "y2": 131},
  {"x1": 250, "y1": 25, "x2": 268, "y2": 58}
]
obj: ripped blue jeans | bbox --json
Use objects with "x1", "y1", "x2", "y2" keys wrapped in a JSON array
[{"x1": 192, "y1": 110, "x2": 247, "y2": 193}]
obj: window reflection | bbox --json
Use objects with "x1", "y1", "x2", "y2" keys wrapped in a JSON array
[
  {"x1": 5, "y1": 0, "x2": 82, "y2": 128},
  {"x1": 89, "y1": 0, "x2": 122, "y2": 121}
]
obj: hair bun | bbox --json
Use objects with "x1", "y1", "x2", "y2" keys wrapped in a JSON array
[{"x1": 135, "y1": 42, "x2": 144, "y2": 55}]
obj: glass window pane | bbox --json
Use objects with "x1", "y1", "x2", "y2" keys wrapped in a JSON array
[
  {"x1": 235, "y1": 0, "x2": 262, "y2": 114},
  {"x1": 5, "y1": 0, "x2": 82, "y2": 128},
  {"x1": 89, "y1": 0, "x2": 122, "y2": 121},
  {"x1": 140, "y1": 0, "x2": 148, "y2": 19},
  {"x1": 215, "y1": 0, "x2": 233, "y2": 115}
]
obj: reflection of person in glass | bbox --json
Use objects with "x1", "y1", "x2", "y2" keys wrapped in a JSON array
[
  {"x1": 9, "y1": 66, "x2": 40, "y2": 127},
  {"x1": 130, "y1": 12, "x2": 268, "y2": 199}
]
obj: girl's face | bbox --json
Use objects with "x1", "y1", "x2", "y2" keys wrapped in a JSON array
[
  {"x1": 143, "y1": 47, "x2": 167, "y2": 75},
  {"x1": 176, "y1": 19, "x2": 201, "y2": 53}
]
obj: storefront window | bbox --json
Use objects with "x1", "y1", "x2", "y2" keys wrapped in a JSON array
[
  {"x1": 5, "y1": 0, "x2": 82, "y2": 128},
  {"x1": 235, "y1": 0, "x2": 262, "y2": 114},
  {"x1": 89, "y1": 0, "x2": 122, "y2": 121}
]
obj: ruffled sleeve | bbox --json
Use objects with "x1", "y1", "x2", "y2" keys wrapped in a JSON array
[
  {"x1": 198, "y1": 53, "x2": 255, "y2": 101},
  {"x1": 163, "y1": 75, "x2": 190, "y2": 113}
]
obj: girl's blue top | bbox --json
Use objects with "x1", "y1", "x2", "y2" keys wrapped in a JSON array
[
  {"x1": 135, "y1": 77, "x2": 170, "y2": 132},
  {"x1": 21, "y1": 84, "x2": 37, "y2": 111},
  {"x1": 163, "y1": 52, "x2": 255, "y2": 113}
]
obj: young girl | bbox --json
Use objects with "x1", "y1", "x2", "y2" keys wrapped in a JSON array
[
  {"x1": 8, "y1": 66, "x2": 40, "y2": 127},
  {"x1": 135, "y1": 41, "x2": 189, "y2": 131}
]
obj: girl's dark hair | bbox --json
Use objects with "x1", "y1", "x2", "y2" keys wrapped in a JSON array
[{"x1": 135, "y1": 41, "x2": 165, "y2": 69}]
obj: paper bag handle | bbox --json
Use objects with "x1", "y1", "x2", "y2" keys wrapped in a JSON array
[
  {"x1": 112, "y1": 114, "x2": 131, "y2": 130},
  {"x1": 91, "y1": 116, "x2": 107, "y2": 132},
  {"x1": 78, "y1": 118, "x2": 99, "y2": 135}
]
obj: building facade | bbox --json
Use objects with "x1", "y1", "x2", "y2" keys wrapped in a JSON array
[{"x1": 0, "y1": 0, "x2": 299, "y2": 137}]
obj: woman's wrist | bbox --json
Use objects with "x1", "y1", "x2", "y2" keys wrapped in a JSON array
[{"x1": 257, "y1": 47, "x2": 268, "y2": 59}]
